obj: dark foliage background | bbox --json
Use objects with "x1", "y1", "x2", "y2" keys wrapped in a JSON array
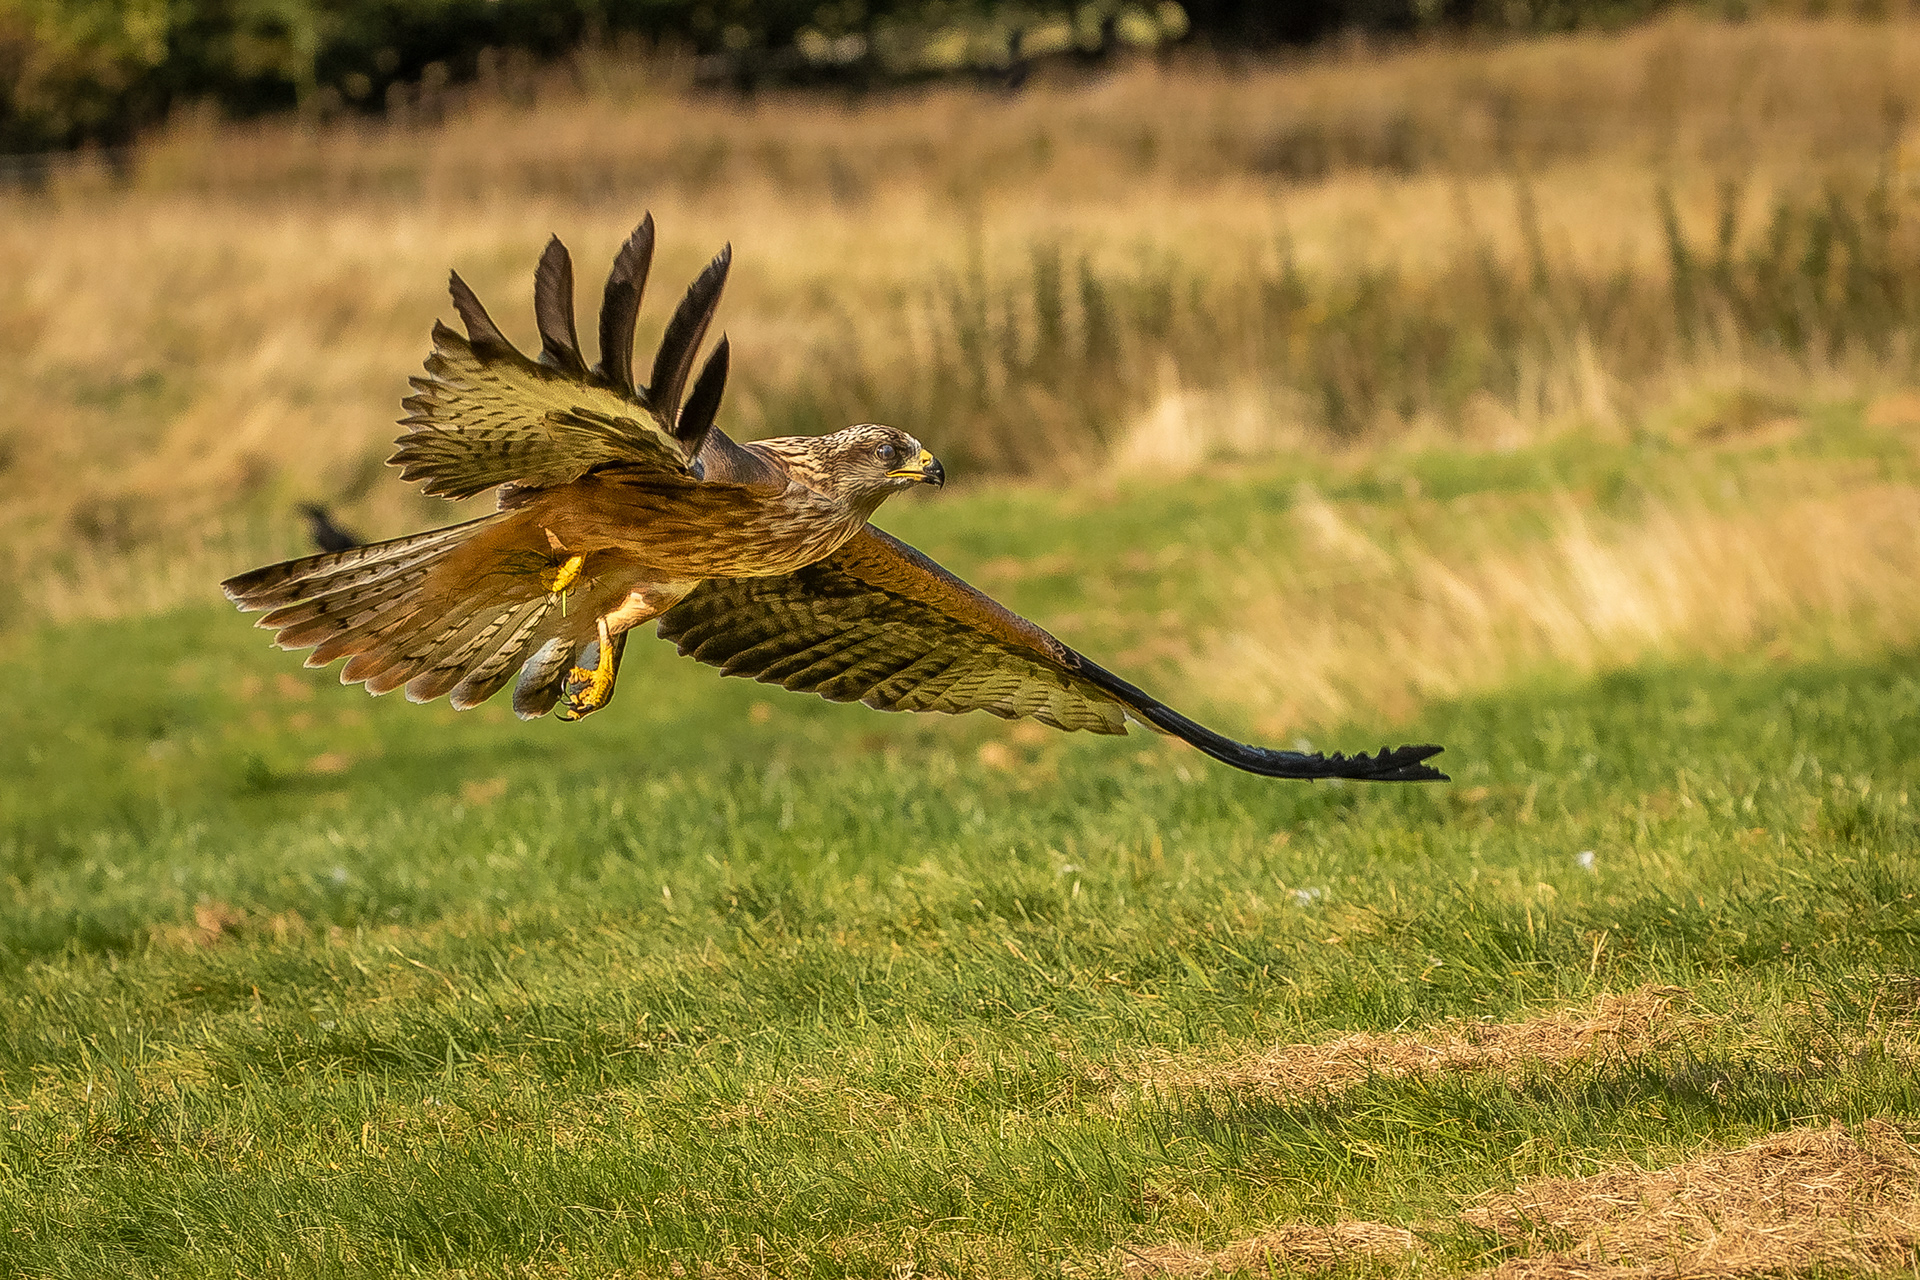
[{"x1": 0, "y1": 0, "x2": 1814, "y2": 155}]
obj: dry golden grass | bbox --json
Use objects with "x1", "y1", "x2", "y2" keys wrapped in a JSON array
[
  {"x1": 1100, "y1": 1122, "x2": 1920, "y2": 1280},
  {"x1": 1465, "y1": 1121, "x2": 1920, "y2": 1279},
  {"x1": 102, "y1": 16, "x2": 1920, "y2": 210},
  {"x1": 1193, "y1": 428, "x2": 1920, "y2": 734},
  {"x1": 1114, "y1": 1221, "x2": 1419, "y2": 1277},
  {"x1": 1127, "y1": 986, "x2": 1691, "y2": 1099}
]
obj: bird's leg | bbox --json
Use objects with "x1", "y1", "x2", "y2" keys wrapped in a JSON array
[
  {"x1": 559, "y1": 618, "x2": 622, "y2": 720},
  {"x1": 557, "y1": 584, "x2": 693, "y2": 721}
]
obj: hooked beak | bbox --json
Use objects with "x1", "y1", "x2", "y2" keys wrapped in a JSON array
[{"x1": 888, "y1": 448, "x2": 945, "y2": 487}]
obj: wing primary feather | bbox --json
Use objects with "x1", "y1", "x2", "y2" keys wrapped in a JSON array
[
  {"x1": 649, "y1": 244, "x2": 731, "y2": 428},
  {"x1": 446, "y1": 599, "x2": 553, "y2": 710},
  {"x1": 223, "y1": 516, "x2": 493, "y2": 611},
  {"x1": 597, "y1": 213, "x2": 656, "y2": 395},
  {"x1": 533, "y1": 236, "x2": 587, "y2": 374},
  {"x1": 653, "y1": 529, "x2": 1445, "y2": 780},
  {"x1": 447, "y1": 271, "x2": 518, "y2": 358},
  {"x1": 675, "y1": 333, "x2": 729, "y2": 451},
  {"x1": 1072, "y1": 657, "x2": 1447, "y2": 781}
]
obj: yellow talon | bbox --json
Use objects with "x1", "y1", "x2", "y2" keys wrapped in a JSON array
[{"x1": 561, "y1": 618, "x2": 617, "y2": 719}]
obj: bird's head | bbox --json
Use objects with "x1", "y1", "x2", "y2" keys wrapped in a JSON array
[{"x1": 819, "y1": 424, "x2": 945, "y2": 505}]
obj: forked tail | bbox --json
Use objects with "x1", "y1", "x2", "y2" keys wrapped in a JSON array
[{"x1": 221, "y1": 514, "x2": 569, "y2": 711}]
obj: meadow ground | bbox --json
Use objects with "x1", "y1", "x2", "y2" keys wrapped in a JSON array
[
  {"x1": 7, "y1": 13, "x2": 1920, "y2": 1276},
  {"x1": 7, "y1": 409, "x2": 1920, "y2": 1276}
]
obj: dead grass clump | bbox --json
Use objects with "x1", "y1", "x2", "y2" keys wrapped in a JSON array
[
  {"x1": 1116, "y1": 1221, "x2": 1418, "y2": 1277},
  {"x1": 1465, "y1": 1121, "x2": 1920, "y2": 1279},
  {"x1": 1142, "y1": 987, "x2": 1689, "y2": 1097}
]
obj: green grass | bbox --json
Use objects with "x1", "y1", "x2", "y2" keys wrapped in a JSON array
[{"x1": 5, "y1": 459, "x2": 1920, "y2": 1277}]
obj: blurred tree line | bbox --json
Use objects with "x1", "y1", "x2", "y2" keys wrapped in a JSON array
[{"x1": 0, "y1": 0, "x2": 1793, "y2": 154}]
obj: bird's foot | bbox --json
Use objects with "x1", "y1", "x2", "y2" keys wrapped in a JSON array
[{"x1": 559, "y1": 619, "x2": 617, "y2": 720}]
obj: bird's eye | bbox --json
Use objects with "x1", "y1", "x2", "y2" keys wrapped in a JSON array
[{"x1": 876, "y1": 443, "x2": 900, "y2": 464}]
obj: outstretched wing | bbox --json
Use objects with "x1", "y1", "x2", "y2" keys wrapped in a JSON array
[
  {"x1": 390, "y1": 214, "x2": 735, "y2": 501},
  {"x1": 655, "y1": 527, "x2": 1447, "y2": 782}
]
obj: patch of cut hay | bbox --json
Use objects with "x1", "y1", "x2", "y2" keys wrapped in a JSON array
[
  {"x1": 1140, "y1": 986, "x2": 1689, "y2": 1097},
  {"x1": 1116, "y1": 1221, "x2": 1418, "y2": 1277},
  {"x1": 1465, "y1": 1121, "x2": 1920, "y2": 1279}
]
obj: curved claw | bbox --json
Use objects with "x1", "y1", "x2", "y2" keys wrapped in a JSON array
[{"x1": 558, "y1": 618, "x2": 620, "y2": 720}]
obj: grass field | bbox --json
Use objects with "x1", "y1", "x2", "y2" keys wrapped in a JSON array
[
  {"x1": 7, "y1": 406, "x2": 1920, "y2": 1276},
  {"x1": 7, "y1": 14, "x2": 1920, "y2": 1275}
]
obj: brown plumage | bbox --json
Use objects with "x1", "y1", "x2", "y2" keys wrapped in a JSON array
[{"x1": 222, "y1": 217, "x2": 1446, "y2": 782}]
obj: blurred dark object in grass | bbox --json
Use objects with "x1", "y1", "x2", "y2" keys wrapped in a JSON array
[{"x1": 299, "y1": 503, "x2": 362, "y2": 553}]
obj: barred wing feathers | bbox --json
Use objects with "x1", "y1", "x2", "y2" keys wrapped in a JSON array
[
  {"x1": 390, "y1": 216, "x2": 734, "y2": 502},
  {"x1": 392, "y1": 328, "x2": 689, "y2": 499},
  {"x1": 656, "y1": 527, "x2": 1448, "y2": 782}
]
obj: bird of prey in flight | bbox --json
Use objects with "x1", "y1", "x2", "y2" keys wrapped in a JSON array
[{"x1": 222, "y1": 217, "x2": 1445, "y2": 782}]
